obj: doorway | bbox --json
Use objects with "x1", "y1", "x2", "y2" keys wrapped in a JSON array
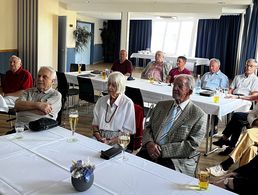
[{"x1": 75, "y1": 21, "x2": 94, "y2": 66}]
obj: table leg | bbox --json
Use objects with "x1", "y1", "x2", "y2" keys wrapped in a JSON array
[
  {"x1": 204, "y1": 115, "x2": 218, "y2": 156},
  {"x1": 136, "y1": 58, "x2": 139, "y2": 67}
]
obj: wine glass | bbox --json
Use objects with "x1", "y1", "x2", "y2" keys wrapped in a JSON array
[
  {"x1": 15, "y1": 121, "x2": 24, "y2": 139},
  {"x1": 118, "y1": 131, "x2": 131, "y2": 160},
  {"x1": 67, "y1": 109, "x2": 79, "y2": 142}
]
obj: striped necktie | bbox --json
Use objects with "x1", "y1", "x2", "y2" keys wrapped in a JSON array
[{"x1": 159, "y1": 105, "x2": 181, "y2": 145}]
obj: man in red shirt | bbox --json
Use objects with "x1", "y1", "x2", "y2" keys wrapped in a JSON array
[
  {"x1": 166, "y1": 56, "x2": 191, "y2": 83},
  {"x1": 111, "y1": 50, "x2": 133, "y2": 76},
  {"x1": 1, "y1": 55, "x2": 33, "y2": 108}
]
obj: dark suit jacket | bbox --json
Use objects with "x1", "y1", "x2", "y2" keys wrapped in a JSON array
[
  {"x1": 142, "y1": 100, "x2": 207, "y2": 176},
  {"x1": 233, "y1": 154, "x2": 258, "y2": 194}
]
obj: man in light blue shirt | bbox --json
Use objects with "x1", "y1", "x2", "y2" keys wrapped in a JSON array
[
  {"x1": 201, "y1": 58, "x2": 229, "y2": 137},
  {"x1": 201, "y1": 58, "x2": 229, "y2": 90}
]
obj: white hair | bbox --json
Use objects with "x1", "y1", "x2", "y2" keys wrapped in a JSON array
[
  {"x1": 108, "y1": 71, "x2": 126, "y2": 94},
  {"x1": 39, "y1": 66, "x2": 56, "y2": 79}
]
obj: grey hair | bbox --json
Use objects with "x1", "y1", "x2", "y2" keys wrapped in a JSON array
[
  {"x1": 39, "y1": 66, "x2": 56, "y2": 80},
  {"x1": 155, "y1": 50, "x2": 164, "y2": 57},
  {"x1": 246, "y1": 58, "x2": 257, "y2": 66},
  {"x1": 209, "y1": 58, "x2": 221, "y2": 66},
  {"x1": 108, "y1": 71, "x2": 126, "y2": 94},
  {"x1": 9, "y1": 55, "x2": 22, "y2": 63},
  {"x1": 174, "y1": 74, "x2": 195, "y2": 91}
]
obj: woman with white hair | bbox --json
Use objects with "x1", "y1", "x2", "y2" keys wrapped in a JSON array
[{"x1": 92, "y1": 71, "x2": 136, "y2": 145}]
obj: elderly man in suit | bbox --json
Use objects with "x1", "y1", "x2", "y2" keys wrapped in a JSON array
[{"x1": 137, "y1": 74, "x2": 207, "y2": 177}]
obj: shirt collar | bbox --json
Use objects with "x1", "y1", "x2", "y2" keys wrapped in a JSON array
[
  {"x1": 107, "y1": 94, "x2": 122, "y2": 107},
  {"x1": 210, "y1": 70, "x2": 221, "y2": 75},
  {"x1": 36, "y1": 87, "x2": 53, "y2": 94},
  {"x1": 244, "y1": 73, "x2": 256, "y2": 78},
  {"x1": 175, "y1": 99, "x2": 190, "y2": 111}
]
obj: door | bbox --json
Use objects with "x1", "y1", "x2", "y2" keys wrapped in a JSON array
[{"x1": 75, "y1": 21, "x2": 93, "y2": 66}]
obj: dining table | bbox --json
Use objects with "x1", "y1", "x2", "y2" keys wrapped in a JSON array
[
  {"x1": 0, "y1": 126, "x2": 236, "y2": 194},
  {"x1": 65, "y1": 71, "x2": 251, "y2": 155}
]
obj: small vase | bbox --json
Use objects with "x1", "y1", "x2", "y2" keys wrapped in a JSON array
[{"x1": 71, "y1": 174, "x2": 94, "y2": 192}]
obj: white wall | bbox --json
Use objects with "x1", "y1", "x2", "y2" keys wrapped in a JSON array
[
  {"x1": 77, "y1": 15, "x2": 104, "y2": 45},
  {"x1": 0, "y1": 0, "x2": 17, "y2": 50},
  {"x1": 38, "y1": 0, "x2": 59, "y2": 70},
  {"x1": 59, "y1": 3, "x2": 77, "y2": 48}
]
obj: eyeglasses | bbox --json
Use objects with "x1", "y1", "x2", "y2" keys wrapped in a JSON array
[{"x1": 245, "y1": 64, "x2": 256, "y2": 68}]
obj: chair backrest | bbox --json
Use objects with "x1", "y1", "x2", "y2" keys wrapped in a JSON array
[
  {"x1": 125, "y1": 86, "x2": 144, "y2": 109},
  {"x1": 70, "y1": 63, "x2": 86, "y2": 72},
  {"x1": 127, "y1": 104, "x2": 144, "y2": 151},
  {"x1": 77, "y1": 76, "x2": 95, "y2": 103},
  {"x1": 56, "y1": 72, "x2": 69, "y2": 104},
  {"x1": 0, "y1": 73, "x2": 6, "y2": 87}
]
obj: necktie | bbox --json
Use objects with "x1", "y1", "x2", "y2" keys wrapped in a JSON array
[{"x1": 159, "y1": 105, "x2": 181, "y2": 145}]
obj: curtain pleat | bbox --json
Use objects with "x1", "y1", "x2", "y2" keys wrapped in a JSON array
[
  {"x1": 195, "y1": 16, "x2": 241, "y2": 79},
  {"x1": 239, "y1": 0, "x2": 258, "y2": 74},
  {"x1": 129, "y1": 20, "x2": 152, "y2": 67},
  {"x1": 18, "y1": 0, "x2": 38, "y2": 81}
]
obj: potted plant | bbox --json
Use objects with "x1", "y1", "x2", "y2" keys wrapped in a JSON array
[{"x1": 73, "y1": 26, "x2": 92, "y2": 52}]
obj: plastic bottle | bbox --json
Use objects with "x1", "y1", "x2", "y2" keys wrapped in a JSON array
[{"x1": 195, "y1": 75, "x2": 201, "y2": 94}]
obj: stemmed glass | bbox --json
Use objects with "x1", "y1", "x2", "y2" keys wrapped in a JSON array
[
  {"x1": 67, "y1": 109, "x2": 79, "y2": 142},
  {"x1": 118, "y1": 131, "x2": 131, "y2": 160},
  {"x1": 15, "y1": 121, "x2": 24, "y2": 139}
]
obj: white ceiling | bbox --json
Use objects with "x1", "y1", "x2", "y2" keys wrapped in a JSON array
[{"x1": 59, "y1": 0, "x2": 252, "y2": 20}]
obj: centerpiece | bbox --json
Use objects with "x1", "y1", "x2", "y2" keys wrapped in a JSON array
[{"x1": 70, "y1": 160, "x2": 95, "y2": 192}]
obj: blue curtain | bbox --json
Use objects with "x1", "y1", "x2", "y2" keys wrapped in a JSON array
[
  {"x1": 195, "y1": 16, "x2": 241, "y2": 79},
  {"x1": 239, "y1": 0, "x2": 258, "y2": 73},
  {"x1": 103, "y1": 20, "x2": 121, "y2": 63},
  {"x1": 129, "y1": 20, "x2": 152, "y2": 67}
]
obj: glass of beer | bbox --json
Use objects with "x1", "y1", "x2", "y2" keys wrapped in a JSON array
[
  {"x1": 118, "y1": 131, "x2": 131, "y2": 160},
  {"x1": 148, "y1": 75, "x2": 155, "y2": 84},
  {"x1": 198, "y1": 170, "x2": 210, "y2": 190},
  {"x1": 78, "y1": 64, "x2": 81, "y2": 74},
  {"x1": 102, "y1": 70, "x2": 106, "y2": 80},
  {"x1": 67, "y1": 109, "x2": 79, "y2": 142}
]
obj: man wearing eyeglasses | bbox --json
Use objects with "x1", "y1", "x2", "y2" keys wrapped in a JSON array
[
  {"x1": 227, "y1": 58, "x2": 258, "y2": 99},
  {"x1": 213, "y1": 59, "x2": 258, "y2": 156}
]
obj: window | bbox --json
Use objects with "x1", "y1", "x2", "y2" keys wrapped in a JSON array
[{"x1": 151, "y1": 19, "x2": 198, "y2": 57}]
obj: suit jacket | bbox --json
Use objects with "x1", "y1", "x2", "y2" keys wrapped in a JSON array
[
  {"x1": 142, "y1": 100, "x2": 207, "y2": 176},
  {"x1": 233, "y1": 154, "x2": 258, "y2": 194}
]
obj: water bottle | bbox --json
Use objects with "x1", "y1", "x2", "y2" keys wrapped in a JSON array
[{"x1": 195, "y1": 75, "x2": 201, "y2": 94}]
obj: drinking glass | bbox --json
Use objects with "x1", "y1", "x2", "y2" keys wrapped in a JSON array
[
  {"x1": 15, "y1": 121, "x2": 24, "y2": 139},
  {"x1": 118, "y1": 131, "x2": 130, "y2": 160},
  {"x1": 78, "y1": 64, "x2": 82, "y2": 73},
  {"x1": 198, "y1": 170, "x2": 210, "y2": 190},
  {"x1": 148, "y1": 74, "x2": 155, "y2": 84},
  {"x1": 67, "y1": 109, "x2": 79, "y2": 142}
]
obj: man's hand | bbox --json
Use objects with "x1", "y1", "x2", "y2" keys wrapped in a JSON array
[
  {"x1": 146, "y1": 141, "x2": 161, "y2": 160},
  {"x1": 37, "y1": 102, "x2": 52, "y2": 115},
  {"x1": 225, "y1": 94, "x2": 237, "y2": 99}
]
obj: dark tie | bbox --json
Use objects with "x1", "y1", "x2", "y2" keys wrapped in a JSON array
[{"x1": 159, "y1": 105, "x2": 181, "y2": 144}]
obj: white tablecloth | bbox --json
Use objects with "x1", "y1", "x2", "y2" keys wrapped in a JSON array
[
  {"x1": 0, "y1": 127, "x2": 236, "y2": 195},
  {"x1": 65, "y1": 73, "x2": 251, "y2": 120}
]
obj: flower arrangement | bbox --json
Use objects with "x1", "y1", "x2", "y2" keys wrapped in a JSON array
[{"x1": 70, "y1": 160, "x2": 95, "y2": 182}]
